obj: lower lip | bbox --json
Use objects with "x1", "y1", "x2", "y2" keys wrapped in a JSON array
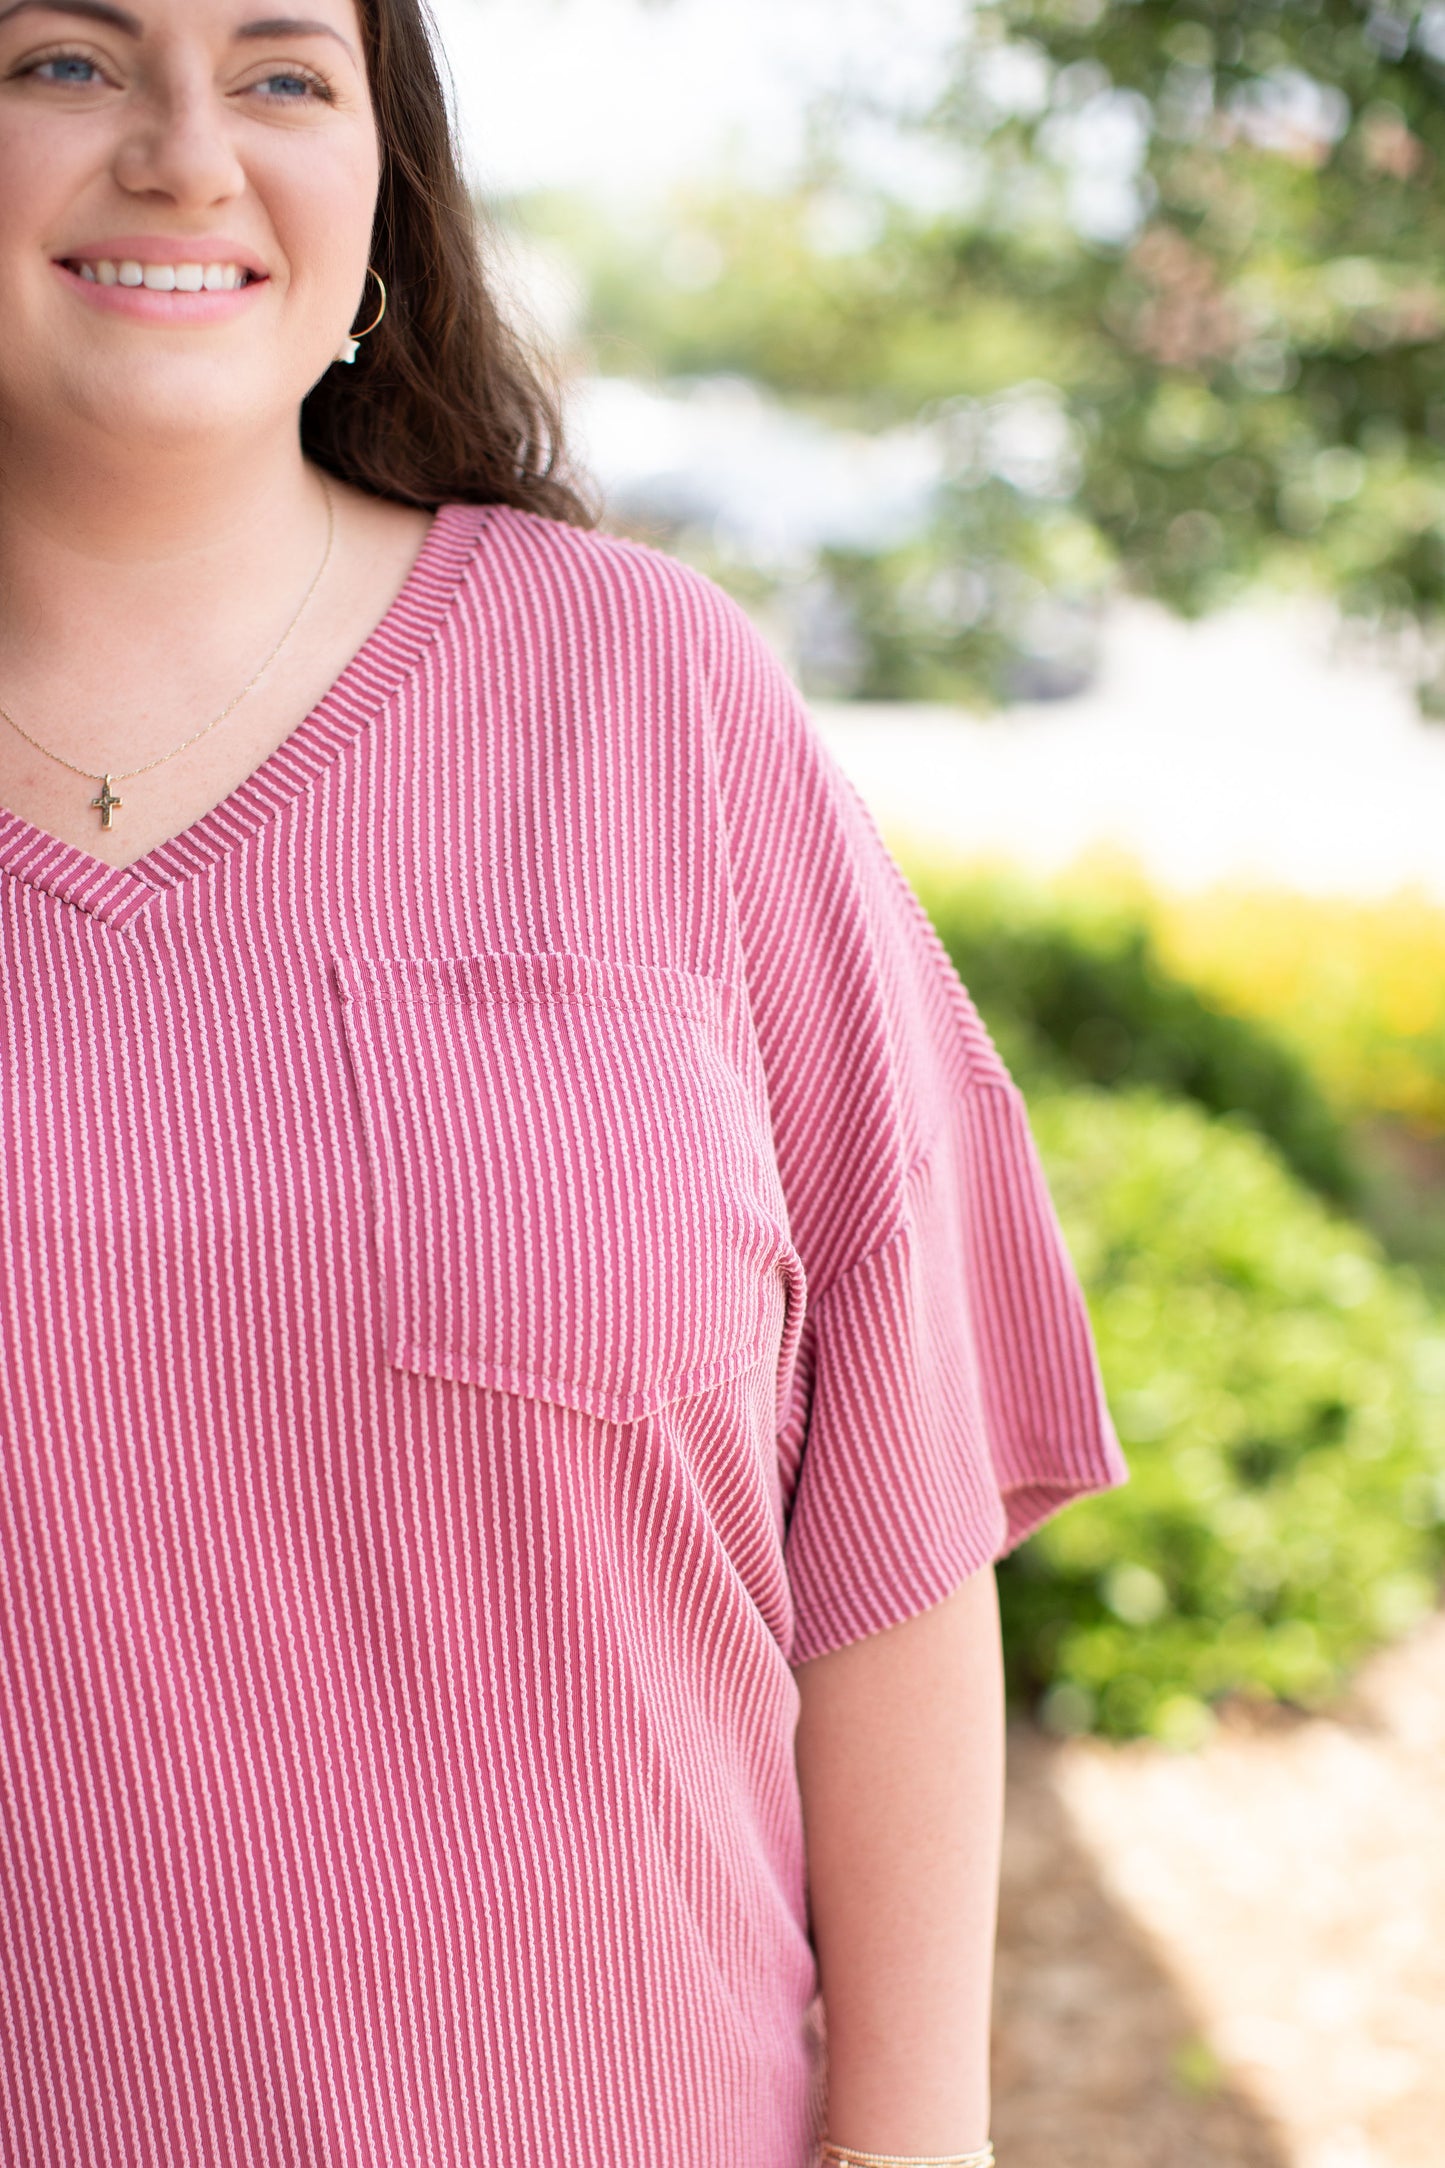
[{"x1": 52, "y1": 260, "x2": 268, "y2": 322}]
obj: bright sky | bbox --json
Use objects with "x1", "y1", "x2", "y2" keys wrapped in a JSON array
[{"x1": 427, "y1": 0, "x2": 969, "y2": 202}]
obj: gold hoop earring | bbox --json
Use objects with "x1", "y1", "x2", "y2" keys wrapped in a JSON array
[{"x1": 335, "y1": 266, "x2": 388, "y2": 366}]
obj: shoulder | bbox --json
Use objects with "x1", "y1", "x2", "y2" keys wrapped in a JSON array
[
  {"x1": 433, "y1": 504, "x2": 815, "y2": 789},
  {"x1": 440, "y1": 504, "x2": 771, "y2": 679}
]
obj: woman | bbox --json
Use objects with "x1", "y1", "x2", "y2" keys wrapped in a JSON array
[{"x1": 0, "y1": 4, "x2": 1128, "y2": 2165}]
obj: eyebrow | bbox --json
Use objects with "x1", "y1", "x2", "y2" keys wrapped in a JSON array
[
  {"x1": 0, "y1": 1, "x2": 146, "y2": 28},
  {"x1": 235, "y1": 16, "x2": 356, "y2": 60},
  {"x1": 0, "y1": 2, "x2": 358, "y2": 63}
]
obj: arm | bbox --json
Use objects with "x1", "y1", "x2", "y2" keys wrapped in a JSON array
[{"x1": 792, "y1": 1562, "x2": 1005, "y2": 2158}]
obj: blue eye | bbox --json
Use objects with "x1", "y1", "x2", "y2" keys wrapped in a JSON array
[
  {"x1": 35, "y1": 54, "x2": 101, "y2": 85},
  {"x1": 256, "y1": 70, "x2": 324, "y2": 100}
]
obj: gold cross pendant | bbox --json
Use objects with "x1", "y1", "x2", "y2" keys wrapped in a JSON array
[{"x1": 91, "y1": 775, "x2": 123, "y2": 828}]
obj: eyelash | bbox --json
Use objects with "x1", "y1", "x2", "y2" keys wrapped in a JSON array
[
  {"x1": 18, "y1": 45, "x2": 337, "y2": 104},
  {"x1": 254, "y1": 67, "x2": 338, "y2": 104},
  {"x1": 16, "y1": 45, "x2": 110, "y2": 87}
]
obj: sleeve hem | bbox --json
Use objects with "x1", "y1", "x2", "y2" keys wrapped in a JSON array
[{"x1": 786, "y1": 1450, "x2": 1130, "y2": 1669}]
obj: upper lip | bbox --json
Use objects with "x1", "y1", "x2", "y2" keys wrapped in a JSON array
[{"x1": 56, "y1": 236, "x2": 269, "y2": 276}]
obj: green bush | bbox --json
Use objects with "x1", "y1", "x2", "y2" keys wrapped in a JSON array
[
  {"x1": 995, "y1": 1086, "x2": 1445, "y2": 1746},
  {"x1": 909, "y1": 865, "x2": 1358, "y2": 1204}
]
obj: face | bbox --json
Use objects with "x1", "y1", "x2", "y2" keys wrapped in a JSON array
[{"x1": 0, "y1": 0, "x2": 379, "y2": 460}]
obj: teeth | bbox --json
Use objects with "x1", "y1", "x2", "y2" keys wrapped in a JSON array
[{"x1": 77, "y1": 259, "x2": 250, "y2": 291}]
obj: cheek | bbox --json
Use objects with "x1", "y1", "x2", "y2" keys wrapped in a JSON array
[
  {"x1": 270, "y1": 131, "x2": 380, "y2": 306},
  {"x1": 0, "y1": 115, "x2": 81, "y2": 262}
]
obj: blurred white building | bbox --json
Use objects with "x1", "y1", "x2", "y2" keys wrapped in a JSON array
[{"x1": 817, "y1": 600, "x2": 1445, "y2": 902}]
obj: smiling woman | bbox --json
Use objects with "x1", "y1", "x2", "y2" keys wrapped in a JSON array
[
  {"x1": 0, "y1": 5, "x2": 1125, "y2": 2167},
  {"x1": 0, "y1": 0, "x2": 586, "y2": 513}
]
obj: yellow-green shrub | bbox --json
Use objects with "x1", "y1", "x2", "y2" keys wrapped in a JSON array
[
  {"x1": 915, "y1": 847, "x2": 1445, "y2": 1135},
  {"x1": 904, "y1": 857, "x2": 1358, "y2": 1200},
  {"x1": 995, "y1": 1086, "x2": 1445, "y2": 1745},
  {"x1": 1148, "y1": 880, "x2": 1445, "y2": 1133}
]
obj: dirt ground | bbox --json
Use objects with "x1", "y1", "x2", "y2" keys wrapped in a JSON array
[{"x1": 992, "y1": 1603, "x2": 1445, "y2": 2168}]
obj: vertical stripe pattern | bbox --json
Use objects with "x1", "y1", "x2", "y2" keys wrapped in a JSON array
[{"x1": 0, "y1": 504, "x2": 1126, "y2": 2167}]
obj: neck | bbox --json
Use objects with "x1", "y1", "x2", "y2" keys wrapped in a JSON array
[
  {"x1": 0, "y1": 431, "x2": 341, "y2": 781},
  {"x1": 0, "y1": 429, "x2": 321, "y2": 587}
]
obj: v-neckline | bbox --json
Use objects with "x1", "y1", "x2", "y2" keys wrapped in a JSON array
[{"x1": 0, "y1": 500, "x2": 493, "y2": 932}]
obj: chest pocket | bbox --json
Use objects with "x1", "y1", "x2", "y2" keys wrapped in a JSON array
[{"x1": 331, "y1": 950, "x2": 801, "y2": 1423}]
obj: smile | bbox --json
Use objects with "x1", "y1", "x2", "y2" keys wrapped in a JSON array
[{"x1": 61, "y1": 259, "x2": 260, "y2": 292}]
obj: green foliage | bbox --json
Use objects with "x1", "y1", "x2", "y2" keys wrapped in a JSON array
[
  {"x1": 971, "y1": 0, "x2": 1445, "y2": 693},
  {"x1": 525, "y1": 183, "x2": 1124, "y2": 700},
  {"x1": 809, "y1": 510, "x2": 1084, "y2": 706},
  {"x1": 907, "y1": 863, "x2": 1358, "y2": 1200},
  {"x1": 541, "y1": 1, "x2": 1445, "y2": 704},
  {"x1": 995, "y1": 1085, "x2": 1445, "y2": 1743},
  {"x1": 896, "y1": 860, "x2": 1445, "y2": 1741},
  {"x1": 529, "y1": 186, "x2": 1080, "y2": 421}
]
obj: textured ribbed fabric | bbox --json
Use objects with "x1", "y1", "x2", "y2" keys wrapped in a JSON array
[{"x1": 0, "y1": 504, "x2": 1128, "y2": 2168}]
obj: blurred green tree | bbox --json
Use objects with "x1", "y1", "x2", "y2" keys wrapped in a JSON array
[
  {"x1": 959, "y1": 0, "x2": 1445, "y2": 703},
  {"x1": 548, "y1": 0, "x2": 1445, "y2": 706}
]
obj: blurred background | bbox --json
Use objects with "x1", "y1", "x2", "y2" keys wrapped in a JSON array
[{"x1": 433, "y1": 4, "x2": 1445, "y2": 2160}]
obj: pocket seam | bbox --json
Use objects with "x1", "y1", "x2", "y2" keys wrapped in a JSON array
[
  {"x1": 333, "y1": 949, "x2": 723, "y2": 1022},
  {"x1": 391, "y1": 1336, "x2": 778, "y2": 1424}
]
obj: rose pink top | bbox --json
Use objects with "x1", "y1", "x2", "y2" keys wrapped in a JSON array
[{"x1": 0, "y1": 505, "x2": 1127, "y2": 2168}]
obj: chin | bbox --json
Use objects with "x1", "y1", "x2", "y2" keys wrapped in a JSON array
[{"x1": 56, "y1": 359, "x2": 313, "y2": 457}]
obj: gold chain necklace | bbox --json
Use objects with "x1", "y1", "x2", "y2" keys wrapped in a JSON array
[{"x1": 0, "y1": 471, "x2": 336, "y2": 830}]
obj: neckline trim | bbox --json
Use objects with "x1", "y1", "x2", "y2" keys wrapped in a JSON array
[{"x1": 0, "y1": 500, "x2": 494, "y2": 931}]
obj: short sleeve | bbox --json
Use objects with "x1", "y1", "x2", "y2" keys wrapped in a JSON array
[{"x1": 696, "y1": 578, "x2": 1130, "y2": 1667}]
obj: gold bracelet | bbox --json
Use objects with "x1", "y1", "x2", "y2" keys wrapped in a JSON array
[{"x1": 819, "y1": 2143, "x2": 995, "y2": 2168}]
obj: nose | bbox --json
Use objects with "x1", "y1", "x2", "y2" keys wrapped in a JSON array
[{"x1": 110, "y1": 71, "x2": 246, "y2": 209}]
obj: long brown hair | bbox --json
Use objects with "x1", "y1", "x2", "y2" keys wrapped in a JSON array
[{"x1": 301, "y1": 0, "x2": 597, "y2": 526}]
